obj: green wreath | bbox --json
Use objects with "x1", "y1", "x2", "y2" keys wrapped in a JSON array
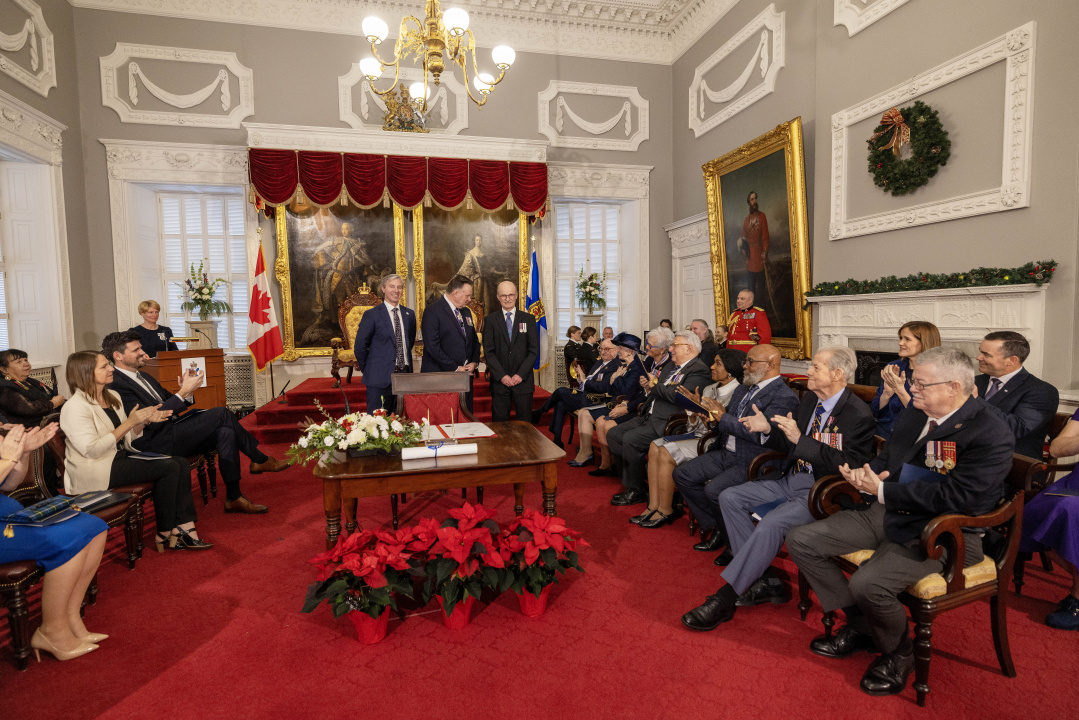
[{"x1": 866, "y1": 100, "x2": 951, "y2": 197}]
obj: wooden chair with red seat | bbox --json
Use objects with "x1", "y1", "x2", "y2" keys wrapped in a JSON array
[
  {"x1": 330, "y1": 283, "x2": 382, "y2": 388},
  {"x1": 798, "y1": 454, "x2": 1032, "y2": 706}
]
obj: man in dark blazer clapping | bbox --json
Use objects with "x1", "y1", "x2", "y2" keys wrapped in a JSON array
[
  {"x1": 354, "y1": 274, "x2": 416, "y2": 413},
  {"x1": 787, "y1": 347, "x2": 1013, "y2": 697},
  {"x1": 482, "y1": 281, "x2": 539, "y2": 422},
  {"x1": 974, "y1": 331, "x2": 1058, "y2": 458},
  {"x1": 421, "y1": 274, "x2": 480, "y2": 411}
]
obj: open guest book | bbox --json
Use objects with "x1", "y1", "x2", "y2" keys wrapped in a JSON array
[{"x1": 422, "y1": 422, "x2": 497, "y2": 442}]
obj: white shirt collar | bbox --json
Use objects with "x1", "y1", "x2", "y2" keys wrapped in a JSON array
[
  {"x1": 114, "y1": 367, "x2": 142, "y2": 382},
  {"x1": 444, "y1": 295, "x2": 459, "y2": 314},
  {"x1": 384, "y1": 300, "x2": 401, "y2": 313},
  {"x1": 990, "y1": 367, "x2": 1022, "y2": 388},
  {"x1": 755, "y1": 375, "x2": 781, "y2": 390}
]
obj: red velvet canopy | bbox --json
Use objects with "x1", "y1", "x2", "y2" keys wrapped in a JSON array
[{"x1": 248, "y1": 149, "x2": 548, "y2": 214}]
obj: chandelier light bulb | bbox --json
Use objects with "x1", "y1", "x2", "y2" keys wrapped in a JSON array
[
  {"x1": 443, "y1": 8, "x2": 470, "y2": 35},
  {"x1": 491, "y1": 46, "x2": 516, "y2": 68},
  {"x1": 409, "y1": 82, "x2": 430, "y2": 101},
  {"x1": 359, "y1": 57, "x2": 383, "y2": 80},
  {"x1": 474, "y1": 72, "x2": 495, "y2": 94},
  {"x1": 361, "y1": 16, "x2": 389, "y2": 43}
]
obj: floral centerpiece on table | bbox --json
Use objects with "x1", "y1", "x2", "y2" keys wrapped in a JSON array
[
  {"x1": 412, "y1": 503, "x2": 506, "y2": 617},
  {"x1": 287, "y1": 403, "x2": 426, "y2": 466},
  {"x1": 302, "y1": 528, "x2": 416, "y2": 620},
  {"x1": 180, "y1": 260, "x2": 232, "y2": 321},
  {"x1": 575, "y1": 269, "x2": 607, "y2": 314},
  {"x1": 499, "y1": 509, "x2": 586, "y2": 600}
]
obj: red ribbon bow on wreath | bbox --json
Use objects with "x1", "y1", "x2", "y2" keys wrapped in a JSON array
[{"x1": 869, "y1": 107, "x2": 911, "y2": 158}]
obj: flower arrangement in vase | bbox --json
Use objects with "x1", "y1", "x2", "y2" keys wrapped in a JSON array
[
  {"x1": 575, "y1": 269, "x2": 607, "y2": 315},
  {"x1": 180, "y1": 260, "x2": 232, "y2": 321},
  {"x1": 499, "y1": 509, "x2": 587, "y2": 617},
  {"x1": 288, "y1": 403, "x2": 427, "y2": 466}
]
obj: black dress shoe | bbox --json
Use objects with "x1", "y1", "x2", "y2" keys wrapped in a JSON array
[
  {"x1": 629, "y1": 509, "x2": 656, "y2": 525},
  {"x1": 681, "y1": 594, "x2": 737, "y2": 631},
  {"x1": 735, "y1": 578, "x2": 790, "y2": 606},
  {"x1": 639, "y1": 508, "x2": 682, "y2": 529},
  {"x1": 859, "y1": 651, "x2": 914, "y2": 696},
  {"x1": 551, "y1": 438, "x2": 564, "y2": 450},
  {"x1": 610, "y1": 489, "x2": 648, "y2": 506},
  {"x1": 530, "y1": 409, "x2": 543, "y2": 424},
  {"x1": 567, "y1": 454, "x2": 593, "y2": 467},
  {"x1": 693, "y1": 533, "x2": 726, "y2": 552},
  {"x1": 713, "y1": 548, "x2": 735, "y2": 566},
  {"x1": 588, "y1": 466, "x2": 616, "y2": 477},
  {"x1": 809, "y1": 624, "x2": 878, "y2": 659}
]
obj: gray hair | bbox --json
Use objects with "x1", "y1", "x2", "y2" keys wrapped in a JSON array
[
  {"x1": 380, "y1": 273, "x2": 404, "y2": 291},
  {"x1": 914, "y1": 346, "x2": 977, "y2": 394},
  {"x1": 818, "y1": 346, "x2": 856, "y2": 385},
  {"x1": 647, "y1": 326, "x2": 674, "y2": 349},
  {"x1": 691, "y1": 318, "x2": 710, "y2": 330},
  {"x1": 675, "y1": 330, "x2": 701, "y2": 354}
]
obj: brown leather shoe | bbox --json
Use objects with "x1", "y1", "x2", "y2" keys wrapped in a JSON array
[
  {"x1": 224, "y1": 495, "x2": 269, "y2": 514},
  {"x1": 249, "y1": 457, "x2": 291, "y2": 474}
]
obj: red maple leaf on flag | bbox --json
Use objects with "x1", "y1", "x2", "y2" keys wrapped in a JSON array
[{"x1": 250, "y1": 284, "x2": 272, "y2": 325}]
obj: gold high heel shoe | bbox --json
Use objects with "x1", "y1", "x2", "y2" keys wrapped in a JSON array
[
  {"x1": 76, "y1": 631, "x2": 109, "y2": 643},
  {"x1": 31, "y1": 628, "x2": 97, "y2": 662},
  {"x1": 155, "y1": 532, "x2": 176, "y2": 553}
]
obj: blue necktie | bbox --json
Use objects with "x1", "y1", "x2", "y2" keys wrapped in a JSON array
[
  {"x1": 506, "y1": 311, "x2": 514, "y2": 337},
  {"x1": 736, "y1": 385, "x2": 759, "y2": 417},
  {"x1": 986, "y1": 378, "x2": 1002, "y2": 400},
  {"x1": 796, "y1": 403, "x2": 826, "y2": 474},
  {"x1": 453, "y1": 306, "x2": 466, "y2": 336}
]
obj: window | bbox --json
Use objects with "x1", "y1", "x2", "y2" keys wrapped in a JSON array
[
  {"x1": 158, "y1": 193, "x2": 249, "y2": 352},
  {"x1": 554, "y1": 201, "x2": 621, "y2": 339},
  {"x1": 0, "y1": 248, "x2": 8, "y2": 350}
]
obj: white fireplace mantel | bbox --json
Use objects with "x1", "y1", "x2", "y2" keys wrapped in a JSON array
[{"x1": 806, "y1": 284, "x2": 1048, "y2": 376}]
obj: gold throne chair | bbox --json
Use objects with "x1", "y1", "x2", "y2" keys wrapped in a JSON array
[{"x1": 330, "y1": 283, "x2": 382, "y2": 388}]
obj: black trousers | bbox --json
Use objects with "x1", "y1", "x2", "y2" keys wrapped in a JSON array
[
  {"x1": 110, "y1": 453, "x2": 196, "y2": 532},
  {"x1": 491, "y1": 389, "x2": 533, "y2": 423},
  {"x1": 135, "y1": 407, "x2": 267, "y2": 501}
]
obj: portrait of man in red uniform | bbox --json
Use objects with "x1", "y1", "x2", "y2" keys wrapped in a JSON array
[{"x1": 737, "y1": 191, "x2": 769, "y2": 303}]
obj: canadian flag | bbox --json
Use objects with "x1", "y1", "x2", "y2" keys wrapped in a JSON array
[{"x1": 247, "y1": 242, "x2": 284, "y2": 371}]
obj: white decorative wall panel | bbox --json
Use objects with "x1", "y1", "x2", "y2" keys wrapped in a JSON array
[
  {"x1": 537, "y1": 81, "x2": 648, "y2": 151},
  {"x1": 339, "y1": 64, "x2": 468, "y2": 135},
  {"x1": 0, "y1": 1, "x2": 56, "y2": 97},
  {"x1": 829, "y1": 22, "x2": 1036, "y2": 240},
  {"x1": 100, "y1": 44, "x2": 254, "y2": 128},
  {"x1": 834, "y1": 0, "x2": 911, "y2": 37},
  {"x1": 688, "y1": 4, "x2": 784, "y2": 138},
  {"x1": 665, "y1": 213, "x2": 714, "y2": 331}
]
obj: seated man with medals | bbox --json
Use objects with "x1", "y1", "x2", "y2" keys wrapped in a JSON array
[
  {"x1": 531, "y1": 338, "x2": 622, "y2": 450},
  {"x1": 681, "y1": 347, "x2": 875, "y2": 630},
  {"x1": 567, "y1": 333, "x2": 645, "y2": 467},
  {"x1": 786, "y1": 347, "x2": 1014, "y2": 697}
]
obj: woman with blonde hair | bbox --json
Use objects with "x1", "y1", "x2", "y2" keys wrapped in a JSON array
[
  {"x1": 129, "y1": 300, "x2": 178, "y2": 358},
  {"x1": 871, "y1": 320, "x2": 941, "y2": 438},
  {"x1": 59, "y1": 351, "x2": 210, "y2": 552}
]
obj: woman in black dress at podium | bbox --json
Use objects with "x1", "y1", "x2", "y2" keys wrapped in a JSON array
[{"x1": 129, "y1": 300, "x2": 178, "y2": 358}]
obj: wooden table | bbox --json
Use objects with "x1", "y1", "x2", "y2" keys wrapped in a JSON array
[{"x1": 314, "y1": 421, "x2": 565, "y2": 549}]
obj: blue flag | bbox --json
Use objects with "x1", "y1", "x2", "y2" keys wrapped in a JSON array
[{"x1": 527, "y1": 249, "x2": 549, "y2": 371}]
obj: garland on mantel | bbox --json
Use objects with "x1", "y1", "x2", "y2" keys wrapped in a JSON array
[{"x1": 805, "y1": 260, "x2": 1057, "y2": 303}]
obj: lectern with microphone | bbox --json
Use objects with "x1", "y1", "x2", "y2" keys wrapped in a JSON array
[{"x1": 143, "y1": 349, "x2": 226, "y2": 410}]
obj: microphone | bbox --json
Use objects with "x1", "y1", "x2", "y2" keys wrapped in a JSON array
[
  {"x1": 339, "y1": 385, "x2": 351, "y2": 415},
  {"x1": 193, "y1": 327, "x2": 215, "y2": 348},
  {"x1": 275, "y1": 380, "x2": 291, "y2": 404}
]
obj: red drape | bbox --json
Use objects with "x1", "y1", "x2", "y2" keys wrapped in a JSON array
[{"x1": 249, "y1": 149, "x2": 547, "y2": 213}]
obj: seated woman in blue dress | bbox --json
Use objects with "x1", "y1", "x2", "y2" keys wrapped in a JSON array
[
  {"x1": 0, "y1": 349, "x2": 66, "y2": 427},
  {"x1": 870, "y1": 320, "x2": 940, "y2": 438},
  {"x1": 0, "y1": 423, "x2": 108, "y2": 662},
  {"x1": 129, "y1": 300, "x2": 178, "y2": 358},
  {"x1": 567, "y1": 333, "x2": 645, "y2": 467},
  {"x1": 1020, "y1": 408, "x2": 1079, "y2": 630}
]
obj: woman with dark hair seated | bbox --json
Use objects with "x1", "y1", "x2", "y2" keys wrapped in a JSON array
[
  {"x1": 0, "y1": 349, "x2": 65, "y2": 427},
  {"x1": 632, "y1": 348, "x2": 747, "y2": 528},
  {"x1": 579, "y1": 326, "x2": 600, "y2": 368},
  {"x1": 563, "y1": 326, "x2": 583, "y2": 387},
  {"x1": 870, "y1": 320, "x2": 940, "y2": 439},
  {"x1": 59, "y1": 351, "x2": 210, "y2": 552},
  {"x1": 0, "y1": 424, "x2": 108, "y2": 662},
  {"x1": 129, "y1": 300, "x2": 178, "y2": 358}
]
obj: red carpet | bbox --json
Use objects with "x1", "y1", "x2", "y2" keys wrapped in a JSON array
[{"x1": 2, "y1": 419, "x2": 1079, "y2": 717}]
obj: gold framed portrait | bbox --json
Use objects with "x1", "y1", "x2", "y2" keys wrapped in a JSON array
[{"x1": 704, "y1": 117, "x2": 812, "y2": 360}]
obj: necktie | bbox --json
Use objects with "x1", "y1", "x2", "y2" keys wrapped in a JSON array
[
  {"x1": 137, "y1": 373, "x2": 163, "y2": 403},
  {"x1": 985, "y1": 378, "x2": 1002, "y2": 400},
  {"x1": 797, "y1": 403, "x2": 827, "y2": 473},
  {"x1": 453, "y1": 306, "x2": 466, "y2": 336},
  {"x1": 506, "y1": 311, "x2": 514, "y2": 337},
  {"x1": 392, "y1": 307, "x2": 405, "y2": 368},
  {"x1": 928, "y1": 419, "x2": 939, "y2": 432},
  {"x1": 735, "y1": 385, "x2": 760, "y2": 418}
]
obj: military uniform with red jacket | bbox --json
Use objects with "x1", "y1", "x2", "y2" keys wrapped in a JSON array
[{"x1": 727, "y1": 306, "x2": 772, "y2": 348}]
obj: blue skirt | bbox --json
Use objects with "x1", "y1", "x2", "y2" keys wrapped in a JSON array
[{"x1": 0, "y1": 495, "x2": 108, "y2": 571}]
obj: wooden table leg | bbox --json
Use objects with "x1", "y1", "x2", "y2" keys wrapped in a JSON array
[
  {"x1": 345, "y1": 498, "x2": 358, "y2": 534},
  {"x1": 324, "y1": 480, "x2": 342, "y2": 550},
  {"x1": 542, "y1": 461, "x2": 557, "y2": 516},
  {"x1": 513, "y1": 482, "x2": 525, "y2": 516}
]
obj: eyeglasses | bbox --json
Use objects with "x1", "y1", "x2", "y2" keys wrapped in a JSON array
[
  {"x1": 670, "y1": 342, "x2": 690, "y2": 348},
  {"x1": 743, "y1": 359, "x2": 769, "y2": 366},
  {"x1": 909, "y1": 379, "x2": 953, "y2": 391},
  {"x1": 497, "y1": 293, "x2": 517, "y2": 299}
]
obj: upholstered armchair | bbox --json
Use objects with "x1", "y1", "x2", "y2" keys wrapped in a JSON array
[{"x1": 330, "y1": 283, "x2": 382, "y2": 388}]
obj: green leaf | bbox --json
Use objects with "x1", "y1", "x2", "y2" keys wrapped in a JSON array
[{"x1": 435, "y1": 557, "x2": 457, "y2": 587}]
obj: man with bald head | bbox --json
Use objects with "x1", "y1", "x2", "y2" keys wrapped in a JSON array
[
  {"x1": 483, "y1": 281, "x2": 539, "y2": 422},
  {"x1": 727, "y1": 289, "x2": 772, "y2": 349},
  {"x1": 673, "y1": 343, "x2": 799, "y2": 556}
]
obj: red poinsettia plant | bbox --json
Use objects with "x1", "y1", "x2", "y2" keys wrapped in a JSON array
[
  {"x1": 412, "y1": 503, "x2": 505, "y2": 615},
  {"x1": 302, "y1": 527, "x2": 417, "y2": 619},
  {"x1": 499, "y1": 509, "x2": 588, "y2": 597}
]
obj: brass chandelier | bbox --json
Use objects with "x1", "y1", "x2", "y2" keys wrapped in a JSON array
[{"x1": 360, "y1": 0, "x2": 515, "y2": 128}]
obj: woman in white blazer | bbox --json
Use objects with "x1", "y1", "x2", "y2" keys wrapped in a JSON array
[{"x1": 59, "y1": 351, "x2": 211, "y2": 552}]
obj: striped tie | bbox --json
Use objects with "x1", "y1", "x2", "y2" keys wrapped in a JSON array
[{"x1": 796, "y1": 403, "x2": 826, "y2": 474}]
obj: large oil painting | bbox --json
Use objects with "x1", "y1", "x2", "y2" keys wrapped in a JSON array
[
  {"x1": 704, "y1": 117, "x2": 812, "y2": 360},
  {"x1": 274, "y1": 202, "x2": 408, "y2": 359}
]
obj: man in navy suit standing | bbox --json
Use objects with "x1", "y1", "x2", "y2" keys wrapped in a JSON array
[
  {"x1": 482, "y1": 281, "x2": 539, "y2": 422},
  {"x1": 974, "y1": 331, "x2": 1058, "y2": 458},
  {"x1": 421, "y1": 274, "x2": 480, "y2": 411},
  {"x1": 354, "y1": 273, "x2": 416, "y2": 413}
]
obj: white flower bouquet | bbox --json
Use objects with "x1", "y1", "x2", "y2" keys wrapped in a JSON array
[
  {"x1": 180, "y1": 260, "x2": 232, "y2": 321},
  {"x1": 287, "y1": 401, "x2": 427, "y2": 466},
  {"x1": 575, "y1": 269, "x2": 607, "y2": 314}
]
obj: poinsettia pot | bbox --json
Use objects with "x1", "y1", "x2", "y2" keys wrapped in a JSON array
[
  {"x1": 347, "y1": 608, "x2": 390, "y2": 644},
  {"x1": 516, "y1": 584, "x2": 553, "y2": 618},
  {"x1": 437, "y1": 594, "x2": 476, "y2": 629}
]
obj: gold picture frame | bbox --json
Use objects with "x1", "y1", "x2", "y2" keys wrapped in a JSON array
[
  {"x1": 274, "y1": 202, "x2": 409, "y2": 360},
  {"x1": 704, "y1": 117, "x2": 812, "y2": 360}
]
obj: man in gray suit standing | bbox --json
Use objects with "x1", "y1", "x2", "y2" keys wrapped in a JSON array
[
  {"x1": 673, "y1": 344, "x2": 800, "y2": 554},
  {"x1": 482, "y1": 281, "x2": 539, "y2": 422}
]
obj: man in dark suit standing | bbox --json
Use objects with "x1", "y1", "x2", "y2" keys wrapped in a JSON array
[
  {"x1": 681, "y1": 347, "x2": 875, "y2": 630},
  {"x1": 103, "y1": 330, "x2": 289, "y2": 514},
  {"x1": 608, "y1": 330, "x2": 713, "y2": 506},
  {"x1": 354, "y1": 274, "x2": 416, "y2": 413},
  {"x1": 672, "y1": 343, "x2": 800, "y2": 552},
  {"x1": 974, "y1": 331, "x2": 1058, "y2": 458},
  {"x1": 787, "y1": 347, "x2": 1014, "y2": 697},
  {"x1": 482, "y1": 281, "x2": 538, "y2": 422},
  {"x1": 421, "y1": 274, "x2": 480, "y2": 411}
]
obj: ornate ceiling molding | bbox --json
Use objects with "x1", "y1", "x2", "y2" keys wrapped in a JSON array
[
  {"x1": 0, "y1": 0, "x2": 57, "y2": 97},
  {"x1": 834, "y1": 0, "x2": 912, "y2": 37},
  {"x1": 69, "y1": 0, "x2": 741, "y2": 64},
  {"x1": 339, "y1": 64, "x2": 468, "y2": 134},
  {"x1": 537, "y1": 80, "x2": 648, "y2": 151},
  {"x1": 0, "y1": 86, "x2": 64, "y2": 164}
]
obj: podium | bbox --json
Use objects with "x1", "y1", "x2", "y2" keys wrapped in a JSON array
[{"x1": 142, "y1": 349, "x2": 226, "y2": 410}]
